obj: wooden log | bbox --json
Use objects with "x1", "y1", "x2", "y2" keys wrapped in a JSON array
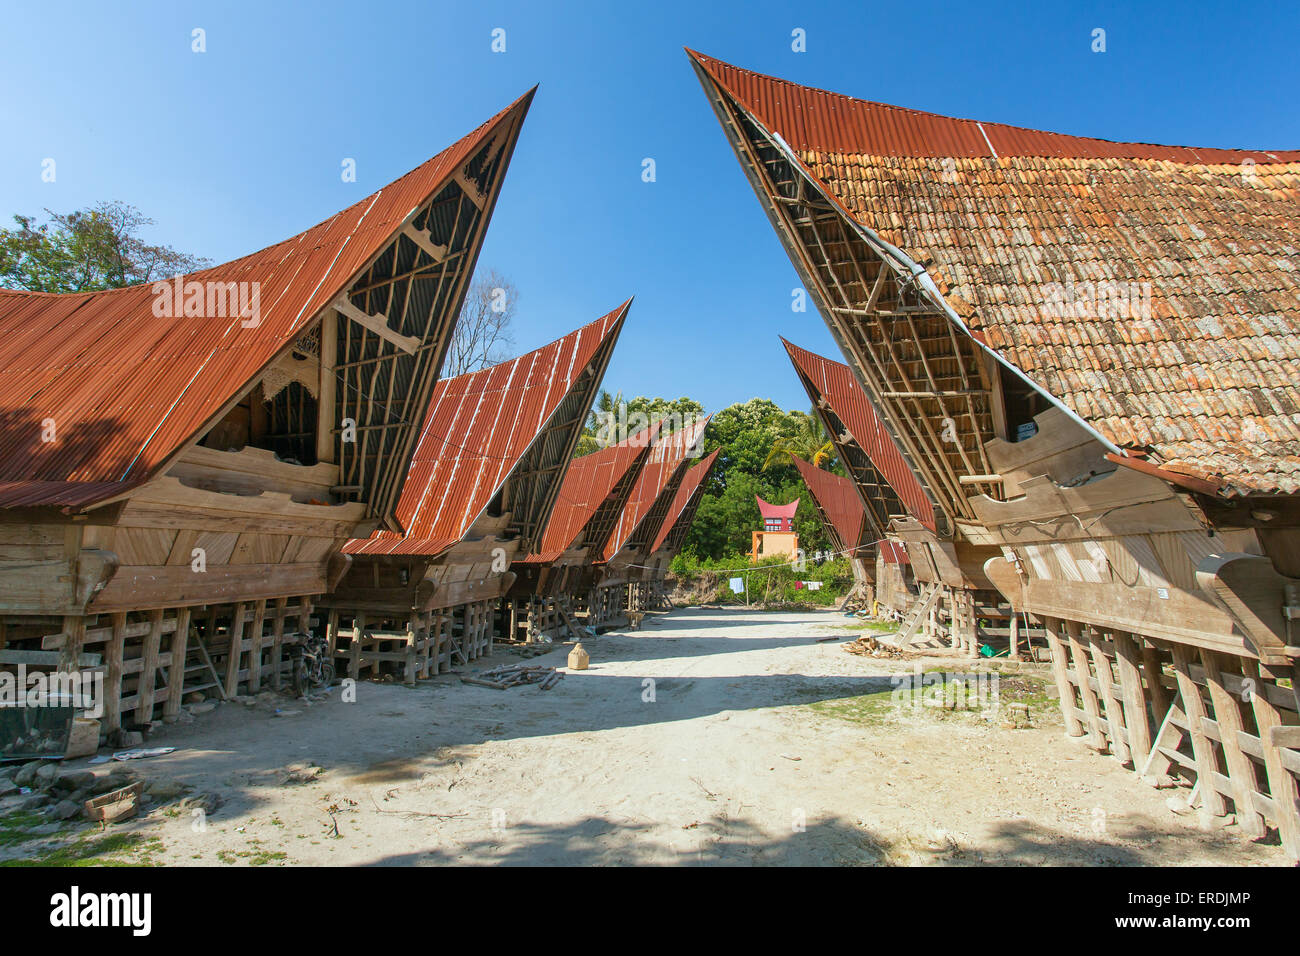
[
  {"x1": 164, "y1": 606, "x2": 192, "y2": 718},
  {"x1": 270, "y1": 597, "x2": 288, "y2": 691},
  {"x1": 1140, "y1": 641, "x2": 1171, "y2": 718},
  {"x1": 247, "y1": 599, "x2": 267, "y2": 692},
  {"x1": 1244, "y1": 660, "x2": 1300, "y2": 860},
  {"x1": 135, "y1": 609, "x2": 165, "y2": 724},
  {"x1": 103, "y1": 612, "x2": 127, "y2": 733},
  {"x1": 1112, "y1": 631, "x2": 1152, "y2": 768},
  {"x1": 1065, "y1": 620, "x2": 1106, "y2": 750},
  {"x1": 1200, "y1": 650, "x2": 1267, "y2": 838},
  {"x1": 1171, "y1": 644, "x2": 1228, "y2": 819},
  {"x1": 57, "y1": 614, "x2": 86, "y2": 675},
  {"x1": 1089, "y1": 629, "x2": 1131, "y2": 765},
  {"x1": 224, "y1": 602, "x2": 249, "y2": 697}
]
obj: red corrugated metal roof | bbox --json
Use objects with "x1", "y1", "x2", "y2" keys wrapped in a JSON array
[
  {"x1": 879, "y1": 540, "x2": 910, "y2": 565},
  {"x1": 756, "y1": 496, "x2": 798, "y2": 520},
  {"x1": 603, "y1": 418, "x2": 709, "y2": 561},
  {"x1": 782, "y1": 338, "x2": 935, "y2": 530},
  {"x1": 523, "y1": 423, "x2": 660, "y2": 564},
  {"x1": 688, "y1": 50, "x2": 1300, "y2": 163},
  {"x1": 650, "y1": 448, "x2": 720, "y2": 554},
  {"x1": 344, "y1": 302, "x2": 628, "y2": 557},
  {"x1": 0, "y1": 90, "x2": 534, "y2": 509},
  {"x1": 790, "y1": 455, "x2": 865, "y2": 555}
]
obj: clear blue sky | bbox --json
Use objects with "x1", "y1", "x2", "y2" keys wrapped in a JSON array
[{"x1": 3, "y1": 0, "x2": 1296, "y2": 414}]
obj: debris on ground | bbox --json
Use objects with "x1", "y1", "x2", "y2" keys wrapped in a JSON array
[
  {"x1": 461, "y1": 663, "x2": 566, "y2": 691},
  {"x1": 843, "y1": 635, "x2": 905, "y2": 658}
]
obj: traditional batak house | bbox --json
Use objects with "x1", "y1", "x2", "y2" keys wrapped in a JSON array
[
  {"x1": 691, "y1": 51, "x2": 1300, "y2": 859},
  {"x1": 326, "y1": 303, "x2": 628, "y2": 680},
  {"x1": 751, "y1": 495, "x2": 799, "y2": 560},
  {"x1": 782, "y1": 337, "x2": 1001, "y2": 648},
  {"x1": 599, "y1": 418, "x2": 710, "y2": 625},
  {"x1": 788, "y1": 455, "x2": 873, "y2": 607},
  {"x1": 0, "y1": 92, "x2": 533, "y2": 740},
  {"x1": 875, "y1": 541, "x2": 915, "y2": 618},
  {"x1": 509, "y1": 424, "x2": 658, "y2": 640},
  {"x1": 638, "y1": 448, "x2": 721, "y2": 607}
]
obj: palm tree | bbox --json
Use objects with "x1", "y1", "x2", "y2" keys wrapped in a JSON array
[
  {"x1": 574, "y1": 388, "x2": 625, "y2": 456},
  {"x1": 763, "y1": 408, "x2": 834, "y2": 471}
]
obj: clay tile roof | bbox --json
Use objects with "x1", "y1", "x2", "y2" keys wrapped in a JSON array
[
  {"x1": 651, "y1": 448, "x2": 720, "y2": 554},
  {"x1": 344, "y1": 301, "x2": 628, "y2": 557},
  {"x1": 693, "y1": 50, "x2": 1300, "y2": 496},
  {"x1": 0, "y1": 89, "x2": 535, "y2": 509},
  {"x1": 790, "y1": 455, "x2": 865, "y2": 555}
]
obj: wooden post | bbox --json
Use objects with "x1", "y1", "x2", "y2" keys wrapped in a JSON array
[
  {"x1": 1008, "y1": 611, "x2": 1021, "y2": 661},
  {"x1": 1170, "y1": 644, "x2": 1228, "y2": 820},
  {"x1": 164, "y1": 606, "x2": 192, "y2": 718},
  {"x1": 1042, "y1": 617, "x2": 1083, "y2": 736},
  {"x1": 1112, "y1": 631, "x2": 1152, "y2": 769},
  {"x1": 224, "y1": 602, "x2": 248, "y2": 697},
  {"x1": 269, "y1": 597, "x2": 288, "y2": 690},
  {"x1": 1244, "y1": 660, "x2": 1300, "y2": 859},
  {"x1": 1200, "y1": 650, "x2": 1266, "y2": 838},
  {"x1": 1140, "y1": 641, "x2": 1170, "y2": 719},
  {"x1": 104, "y1": 612, "x2": 127, "y2": 733},
  {"x1": 1065, "y1": 620, "x2": 1106, "y2": 750},
  {"x1": 135, "y1": 608, "x2": 165, "y2": 725},
  {"x1": 57, "y1": 614, "x2": 86, "y2": 675},
  {"x1": 1088, "y1": 629, "x2": 1131, "y2": 765},
  {"x1": 247, "y1": 599, "x2": 267, "y2": 692}
]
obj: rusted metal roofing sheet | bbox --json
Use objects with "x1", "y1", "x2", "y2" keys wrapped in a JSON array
[
  {"x1": 695, "y1": 52, "x2": 1300, "y2": 496},
  {"x1": 522, "y1": 423, "x2": 659, "y2": 564},
  {"x1": 879, "y1": 540, "x2": 910, "y2": 565},
  {"x1": 783, "y1": 339, "x2": 935, "y2": 528},
  {"x1": 790, "y1": 454, "x2": 865, "y2": 555},
  {"x1": 344, "y1": 303, "x2": 628, "y2": 557},
  {"x1": 688, "y1": 49, "x2": 1299, "y2": 163},
  {"x1": 0, "y1": 90, "x2": 534, "y2": 509},
  {"x1": 650, "y1": 448, "x2": 720, "y2": 554},
  {"x1": 603, "y1": 418, "x2": 709, "y2": 561}
]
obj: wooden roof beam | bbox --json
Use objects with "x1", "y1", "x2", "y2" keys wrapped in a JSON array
[{"x1": 333, "y1": 297, "x2": 421, "y2": 356}]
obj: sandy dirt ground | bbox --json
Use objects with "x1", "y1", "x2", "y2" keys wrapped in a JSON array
[{"x1": 2, "y1": 606, "x2": 1288, "y2": 866}]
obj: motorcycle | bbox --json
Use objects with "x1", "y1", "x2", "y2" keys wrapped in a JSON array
[{"x1": 286, "y1": 630, "x2": 335, "y2": 697}]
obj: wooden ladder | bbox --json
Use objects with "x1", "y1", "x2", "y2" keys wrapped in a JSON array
[{"x1": 896, "y1": 583, "x2": 943, "y2": 647}]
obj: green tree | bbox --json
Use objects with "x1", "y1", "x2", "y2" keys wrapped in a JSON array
[
  {"x1": 0, "y1": 202, "x2": 208, "y2": 292},
  {"x1": 762, "y1": 407, "x2": 834, "y2": 470},
  {"x1": 574, "y1": 389, "x2": 705, "y2": 456}
]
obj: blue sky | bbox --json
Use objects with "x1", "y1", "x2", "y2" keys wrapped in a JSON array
[{"x1": 3, "y1": 0, "x2": 1297, "y2": 414}]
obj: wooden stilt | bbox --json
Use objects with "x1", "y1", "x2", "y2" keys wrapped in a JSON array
[
  {"x1": 164, "y1": 606, "x2": 192, "y2": 718},
  {"x1": 1112, "y1": 630, "x2": 1152, "y2": 769},
  {"x1": 1243, "y1": 660, "x2": 1300, "y2": 859},
  {"x1": 135, "y1": 608, "x2": 165, "y2": 724},
  {"x1": 247, "y1": 599, "x2": 267, "y2": 692},
  {"x1": 1065, "y1": 620, "x2": 1106, "y2": 749},
  {"x1": 1200, "y1": 650, "x2": 1266, "y2": 838},
  {"x1": 1043, "y1": 616, "x2": 1084, "y2": 736},
  {"x1": 104, "y1": 612, "x2": 127, "y2": 733},
  {"x1": 1170, "y1": 644, "x2": 1228, "y2": 820},
  {"x1": 1089, "y1": 628, "x2": 1131, "y2": 765},
  {"x1": 224, "y1": 602, "x2": 248, "y2": 697}
]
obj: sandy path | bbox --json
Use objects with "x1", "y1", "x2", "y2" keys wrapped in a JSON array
[{"x1": 43, "y1": 607, "x2": 1287, "y2": 865}]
